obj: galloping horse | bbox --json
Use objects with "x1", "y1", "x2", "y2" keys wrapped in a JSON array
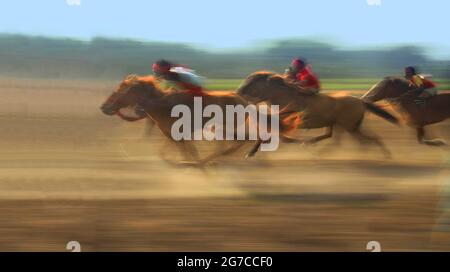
[
  {"x1": 100, "y1": 75, "x2": 301, "y2": 164},
  {"x1": 362, "y1": 77, "x2": 450, "y2": 146},
  {"x1": 237, "y1": 71, "x2": 399, "y2": 158}
]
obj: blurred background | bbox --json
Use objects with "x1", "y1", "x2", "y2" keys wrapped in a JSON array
[
  {"x1": 0, "y1": 34, "x2": 449, "y2": 89},
  {"x1": 0, "y1": 0, "x2": 450, "y2": 251}
]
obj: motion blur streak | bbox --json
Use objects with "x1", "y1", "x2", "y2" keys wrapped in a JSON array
[{"x1": 0, "y1": 76, "x2": 449, "y2": 251}]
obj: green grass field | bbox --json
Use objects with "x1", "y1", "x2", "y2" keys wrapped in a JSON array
[{"x1": 206, "y1": 78, "x2": 450, "y2": 91}]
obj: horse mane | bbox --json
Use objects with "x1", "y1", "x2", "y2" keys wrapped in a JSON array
[
  {"x1": 119, "y1": 74, "x2": 175, "y2": 102},
  {"x1": 124, "y1": 74, "x2": 157, "y2": 86},
  {"x1": 382, "y1": 76, "x2": 412, "y2": 88}
]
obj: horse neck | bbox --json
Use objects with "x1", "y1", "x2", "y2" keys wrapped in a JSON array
[
  {"x1": 138, "y1": 84, "x2": 172, "y2": 119},
  {"x1": 374, "y1": 79, "x2": 410, "y2": 110},
  {"x1": 147, "y1": 82, "x2": 168, "y2": 98},
  {"x1": 368, "y1": 78, "x2": 408, "y2": 101},
  {"x1": 241, "y1": 74, "x2": 311, "y2": 107}
]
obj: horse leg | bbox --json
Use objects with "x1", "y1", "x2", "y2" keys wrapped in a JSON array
[
  {"x1": 159, "y1": 139, "x2": 182, "y2": 166},
  {"x1": 303, "y1": 126, "x2": 333, "y2": 145},
  {"x1": 416, "y1": 127, "x2": 425, "y2": 144},
  {"x1": 351, "y1": 128, "x2": 391, "y2": 159},
  {"x1": 159, "y1": 139, "x2": 204, "y2": 167},
  {"x1": 181, "y1": 140, "x2": 202, "y2": 162},
  {"x1": 280, "y1": 135, "x2": 305, "y2": 143},
  {"x1": 246, "y1": 140, "x2": 263, "y2": 158},
  {"x1": 142, "y1": 118, "x2": 155, "y2": 138},
  {"x1": 315, "y1": 126, "x2": 344, "y2": 156},
  {"x1": 418, "y1": 126, "x2": 447, "y2": 146},
  {"x1": 247, "y1": 133, "x2": 305, "y2": 159},
  {"x1": 200, "y1": 141, "x2": 246, "y2": 164}
]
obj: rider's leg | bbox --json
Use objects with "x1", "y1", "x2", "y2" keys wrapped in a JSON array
[
  {"x1": 415, "y1": 88, "x2": 437, "y2": 107},
  {"x1": 304, "y1": 126, "x2": 333, "y2": 145}
]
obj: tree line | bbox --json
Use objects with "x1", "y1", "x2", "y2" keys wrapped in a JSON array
[{"x1": 0, "y1": 34, "x2": 448, "y2": 79}]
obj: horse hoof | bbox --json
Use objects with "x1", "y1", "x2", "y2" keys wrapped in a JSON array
[
  {"x1": 245, "y1": 153, "x2": 254, "y2": 159},
  {"x1": 423, "y1": 139, "x2": 447, "y2": 146}
]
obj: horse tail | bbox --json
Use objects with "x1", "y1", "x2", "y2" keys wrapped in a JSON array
[{"x1": 363, "y1": 102, "x2": 399, "y2": 125}]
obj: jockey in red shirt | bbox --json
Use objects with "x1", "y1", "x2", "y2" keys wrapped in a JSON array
[
  {"x1": 404, "y1": 66, "x2": 438, "y2": 99},
  {"x1": 152, "y1": 59, "x2": 205, "y2": 96},
  {"x1": 289, "y1": 58, "x2": 321, "y2": 93}
]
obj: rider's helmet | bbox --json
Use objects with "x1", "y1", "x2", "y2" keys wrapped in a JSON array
[
  {"x1": 152, "y1": 59, "x2": 172, "y2": 76},
  {"x1": 291, "y1": 58, "x2": 307, "y2": 71},
  {"x1": 404, "y1": 66, "x2": 417, "y2": 79}
]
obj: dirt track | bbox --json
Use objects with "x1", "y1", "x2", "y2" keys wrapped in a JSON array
[{"x1": 1, "y1": 78, "x2": 450, "y2": 251}]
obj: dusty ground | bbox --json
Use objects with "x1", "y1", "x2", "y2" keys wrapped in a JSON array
[{"x1": 1, "y1": 77, "x2": 450, "y2": 251}]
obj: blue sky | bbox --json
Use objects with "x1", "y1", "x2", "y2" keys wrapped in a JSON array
[{"x1": 1, "y1": 0, "x2": 449, "y2": 57}]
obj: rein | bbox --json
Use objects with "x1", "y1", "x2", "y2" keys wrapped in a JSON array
[{"x1": 116, "y1": 109, "x2": 146, "y2": 122}]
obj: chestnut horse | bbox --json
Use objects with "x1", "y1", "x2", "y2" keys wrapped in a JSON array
[
  {"x1": 362, "y1": 76, "x2": 450, "y2": 146},
  {"x1": 100, "y1": 75, "x2": 301, "y2": 164},
  {"x1": 237, "y1": 71, "x2": 399, "y2": 158}
]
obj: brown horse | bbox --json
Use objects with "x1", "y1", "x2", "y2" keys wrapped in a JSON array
[
  {"x1": 237, "y1": 71, "x2": 399, "y2": 158},
  {"x1": 362, "y1": 76, "x2": 450, "y2": 146},
  {"x1": 100, "y1": 75, "x2": 301, "y2": 164}
]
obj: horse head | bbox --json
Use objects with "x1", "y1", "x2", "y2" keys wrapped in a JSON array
[{"x1": 100, "y1": 75, "x2": 162, "y2": 119}]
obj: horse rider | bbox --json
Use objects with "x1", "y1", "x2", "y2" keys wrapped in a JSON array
[
  {"x1": 152, "y1": 59, "x2": 205, "y2": 96},
  {"x1": 286, "y1": 57, "x2": 321, "y2": 94},
  {"x1": 404, "y1": 66, "x2": 438, "y2": 103}
]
